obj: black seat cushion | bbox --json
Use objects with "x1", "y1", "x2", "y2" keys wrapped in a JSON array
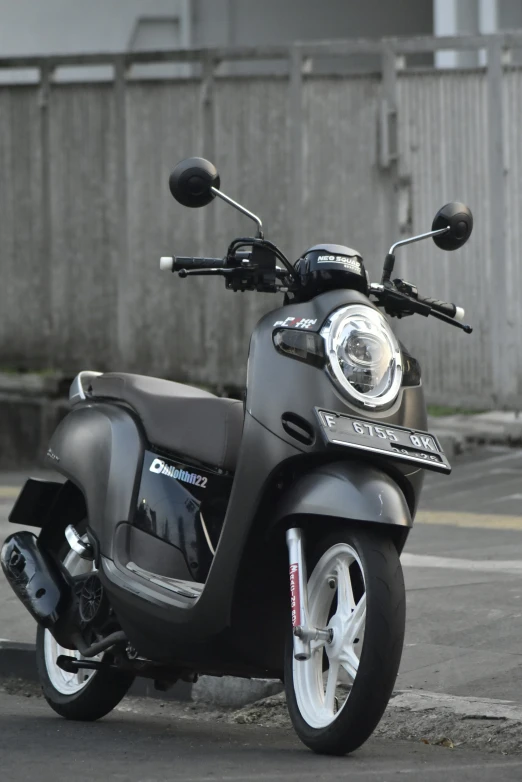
[{"x1": 90, "y1": 373, "x2": 243, "y2": 472}]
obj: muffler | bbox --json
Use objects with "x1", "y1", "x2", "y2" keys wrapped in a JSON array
[{"x1": 1, "y1": 531, "x2": 73, "y2": 628}]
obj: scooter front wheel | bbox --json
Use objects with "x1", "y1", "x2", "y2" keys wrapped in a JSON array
[{"x1": 284, "y1": 528, "x2": 405, "y2": 755}]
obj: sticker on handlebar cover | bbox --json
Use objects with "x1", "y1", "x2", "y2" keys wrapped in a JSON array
[
  {"x1": 317, "y1": 255, "x2": 363, "y2": 274},
  {"x1": 273, "y1": 316, "x2": 318, "y2": 329}
]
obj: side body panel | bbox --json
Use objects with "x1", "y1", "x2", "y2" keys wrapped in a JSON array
[{"x1": 47, "y1": 403, "x2": 145, "y2": 558}]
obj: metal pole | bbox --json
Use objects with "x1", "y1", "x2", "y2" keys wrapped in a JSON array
[
  {"x1": 201, "y1": 54, "x2": 216, "y2": 251},
  {"x1": 39, "y1": 64, "x2": 53, "y2": 359},
  {"x1": 487, "y1": 38, "x2": 514, "y2": 403},
  {"x1": 289, "y1": 45, "x2": 303, "y2": 262},
  {"x1": 380, "y1": 45, "x2": 399, "y2": 250}
]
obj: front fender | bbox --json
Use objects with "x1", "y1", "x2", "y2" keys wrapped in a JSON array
[{"x1": 272, "y1": 461, "x2": 412, "y2": 530}]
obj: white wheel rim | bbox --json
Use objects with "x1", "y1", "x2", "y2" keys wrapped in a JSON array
[
  {"x1": 43, "y1": 542, "x2": 101, "y2": 695},
  {"x1": 293, "y1": 543, "x2": 366, "y2": 729}
]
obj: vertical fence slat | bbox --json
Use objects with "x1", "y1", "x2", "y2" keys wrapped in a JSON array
[
  {"x1": 114, "y1": 56, "x2": 132, "y2": 369},
  {"x1": 487, "y1": 39, "x2": 514, "y2": 403}
]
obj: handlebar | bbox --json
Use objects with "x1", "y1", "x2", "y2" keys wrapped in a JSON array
[
  {"x1": 160, "y1": 251, "x2": 471, "y2": 331},
  {"x1": 416, "y1": 295, "x2": 465, "y2": 322},
  {"x1": 160, "y1": 256, "x2": 227, "y2": 272}
]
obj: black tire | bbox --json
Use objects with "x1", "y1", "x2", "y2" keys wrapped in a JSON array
[
  {"x1": 284, "y1": 527, "x2": 405, "y2": 756},
  {"x1": 35, "y1": 520, "x2": 134, "y2": 721},
  {"x1": 36, "y1": 626, "x2": 134, "y2": 721}
]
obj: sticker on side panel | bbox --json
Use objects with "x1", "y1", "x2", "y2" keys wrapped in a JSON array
[{"x1": 149, "y1": 458, "x2": 208, "y2": 489}]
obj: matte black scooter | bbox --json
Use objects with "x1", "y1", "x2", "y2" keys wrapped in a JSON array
[{"x1": 2, "y1": 157, "x2": 473, "y2": 755}]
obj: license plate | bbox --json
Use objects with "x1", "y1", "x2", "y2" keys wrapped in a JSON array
[{"x1": 315, "y1": 408, "x2": 451, "y2": 474}]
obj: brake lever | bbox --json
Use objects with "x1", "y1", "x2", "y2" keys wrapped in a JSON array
[
  {"x1": 429, "y1": 310, "x2": 473, "y2": 333},
  {"x1": 177, "y1": 268, "x2": 232, "y2": 278}
]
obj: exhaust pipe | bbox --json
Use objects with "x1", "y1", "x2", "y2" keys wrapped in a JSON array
[
  {"x1": 1, "y1": 531, "x2": 73, "y2": 628},
  {"x1": 1, "y1": 531, "x2": 129, "y2": 655}
]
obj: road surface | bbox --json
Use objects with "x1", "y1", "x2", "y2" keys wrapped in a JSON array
[{"x1": 1, "y1": 691, "x2": 522, "y2": 781}]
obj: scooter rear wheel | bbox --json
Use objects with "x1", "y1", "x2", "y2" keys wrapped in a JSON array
[
  {"x1": 35, "y1": 523, "x2": 133, "y2": 721},
  {"x1": 284, "y1": 527, "x2": 405, "y2": 755}
]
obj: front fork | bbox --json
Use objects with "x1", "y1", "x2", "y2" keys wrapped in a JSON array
[{"x1": 286, "y1": 528, "x2": 332, "y2": 661}]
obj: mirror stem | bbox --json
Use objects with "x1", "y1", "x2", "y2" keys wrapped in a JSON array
[
  {"x1": 381, "y1": 226, "x2": 450, "y2": 285},
  {"x1": 210, "y1": 187, "x2": 264, "y2": 238}
]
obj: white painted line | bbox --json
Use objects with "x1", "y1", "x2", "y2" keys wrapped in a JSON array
[
  {"x1": 490, "y1": 493, "x2": 522, "y2": 503},
  {"x1": 402, "y1": 552, "x2": 522, "y2": 575},
  {"x1": 422, "y1": 450, "x2": 522, "y2": 494}
]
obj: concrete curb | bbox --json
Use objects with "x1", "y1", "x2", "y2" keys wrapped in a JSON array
[
  {"x1": 390, "y1": 689, "x2": 522, "y2": 721},
  {"x1": 0, "y1": 641, "x2": 283, "y2": 707},
  {"x1": 231, "y1": 687, "x2": 522, "y2": 724}
]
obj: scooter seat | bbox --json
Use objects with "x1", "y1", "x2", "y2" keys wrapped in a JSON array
[{"x1": 90, "y1": 372, "x2": 243, "y2": 472}]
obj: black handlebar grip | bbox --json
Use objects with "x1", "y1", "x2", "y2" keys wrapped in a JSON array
[
  {"x1": 160, "y1": 256, "x2": 226, "y2": 272},
  {"x1": 417, "y1": 296, "x2": 465, "y2": 322}
]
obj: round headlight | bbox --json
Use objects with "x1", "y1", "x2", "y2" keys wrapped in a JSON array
[{"x1": 321, "y1": 305, "x2": 402, "y2": 408}]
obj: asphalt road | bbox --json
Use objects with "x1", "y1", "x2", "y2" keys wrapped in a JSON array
[
  {"x1": 3, "y1": 450, "x2": 522, "y2": 778},
  {"x1": 1, "y1": 692, "x2": 522, "y2": 781}
]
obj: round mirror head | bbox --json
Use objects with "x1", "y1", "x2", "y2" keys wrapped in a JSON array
[
  {"x1": 169, "y1": 157, "x2": 220, "y2": 208},
  {"x1": 431, "y1": 202, "x2": 473, "y2": 251}
]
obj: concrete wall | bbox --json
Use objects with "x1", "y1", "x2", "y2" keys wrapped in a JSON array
[{"x1": 0, "y1": 36, "x2": 520, "y2": 408}]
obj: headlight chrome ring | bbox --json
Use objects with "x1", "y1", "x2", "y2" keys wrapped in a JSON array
[{"x1": 320, "y1": 304, "x2": 403, "y2": 409}]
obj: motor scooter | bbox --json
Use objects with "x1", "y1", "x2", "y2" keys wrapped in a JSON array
[{"x1": 2, "y1": 156, "x2": 473, "y2": 754}]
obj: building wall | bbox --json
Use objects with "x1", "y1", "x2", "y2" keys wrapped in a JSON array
[
  {"x1": 192, "y1": 0, "x2": 434, "y2": 47},
  {"x1": 0, "y1": 0, "x2": 191, "y2": 56},
  {"x1": 499, "y1": 0, "x2": 522, "y2": 30},
  {"x1": 0, "y1": 0, "x2": 433, "y2": 58},
  {"x1": 0, "y1": 0, "x2": 435, "y2": 81}
]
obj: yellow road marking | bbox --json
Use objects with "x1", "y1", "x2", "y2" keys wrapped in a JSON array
[
  {"x1": 416, "y1": 510, "x2": 522, "y2": 531},
  {"x1": 0, "y1": 487, "x2": 19, "y2": 500}
]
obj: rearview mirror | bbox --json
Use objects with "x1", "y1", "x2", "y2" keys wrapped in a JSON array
[
  {"x1": 169, "y1": 157, "x2": 220, "y2": 208},
  {"x1": 432, "y1": 202, "x2": 473, "y2": 251}
]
